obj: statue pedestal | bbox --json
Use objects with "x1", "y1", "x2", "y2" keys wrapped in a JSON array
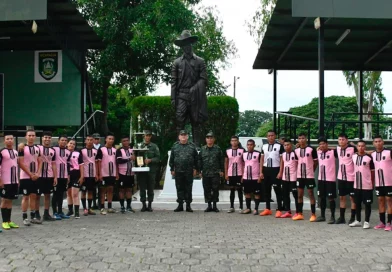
[{"x1": 158, "y1": 151, "x2": 205, "y2": 201}]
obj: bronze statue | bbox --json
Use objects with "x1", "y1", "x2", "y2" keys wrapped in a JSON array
[{"x1": 171, "y1": 30, "x2": 208, "y2": 147}]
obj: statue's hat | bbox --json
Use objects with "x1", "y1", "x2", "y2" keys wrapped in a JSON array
[{"x1": 174, "y1": 30, "x2": 198, "y2": 47}]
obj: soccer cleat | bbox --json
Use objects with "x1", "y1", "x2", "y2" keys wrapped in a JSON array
[
  {"x1": 327, "y1": 217, "x2": 335, "y2": 224},
  {"x1": 252, "y1": 209, "x2": 258, "y2": 215},
  {"x1": 309, "y1": 214, "x2": 317, "y2": 222},
  {"x1": 259, "y1": 209, "x2": 272, "y2": 216},
  {"x1": 280, "y1": 212, "x2": 292, "y2": 218},
  {"x1": 43, "y1": 214, "x2": 55, "y2": 221},
  {"x1": 75, "y1": 211, "x2": 80, "y2": 219},
  {"x1": 100, "y1": 209, "x2": 107, "y2": 215},
  {"x1": 23, "y1": 219, "x2": 31, "y2": 226},
  {"x1": 59, "y1": 213, "x2": 70, "y2": 219},
  {"x1": 384, "y1": 223, "x2": 392, "y2": 231},
  {"x1": 292, "y1": 213, "x2": 304, "y2": 221},
  {"x1": 88, "y1": 209, "x2": 96, "y2": 215},
  {"x1": 349, "y1": 220, "x2": 362, "y2": 227},
  {"x1": 53, "y1": 213, "x2": 62, "y2": 220},
  {"x1": 108, "y1": 208, "x2": 116, "y2": 213},
  {"x1": 241, "y1": 209, "x2": 251, "y2": 214},
  {"x1": 66, "y1": 211, "x2": 74, "y2": 217},
  {"x1": 83, "y1": 209, "x2": 88, "y2": 216},
  {"x1": 121, "y1": 207, "x2": 126, "y2": 214},
  {"x1": 363, "y1": 222, "x2": 370, "y2": 229},
  {"x1": 348, "y1": 217, "x2": 355, "y2": 225},
  {"x1": 315, "y1": 216, "x2": 326, "y2": 222},
  {"x1": 335, "y1": 217, "x2": 346, "y2": 224},
  {"x1": 126, "y1": 207, "x2": 135, "y2": 213},
  {"x1": 373, "y1": 222, "x2": 386, "y2": 230},
  {"x1": 2, "y1": 222, "x2": 10, "y2": 230},
  {"x1": 8, "y1": 222, "x2": 19, "y2": 228},
  {"x1": 275, "y1": 211, "x2": 282, "y2": 218},
  {"x1": 227, "y1": 208, "x2": 235, "y2": 213},
  {"x1": 31, "y1": 218, "x2": 42, "y2": 224}
]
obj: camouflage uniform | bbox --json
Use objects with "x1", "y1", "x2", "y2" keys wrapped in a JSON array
[
  {"x1": 198, "y1": 143, "x2": 224, "y2": 203},
  {"x1": 169, "y1": 141, "x2": 198, "y2": 204},
  {"x1": 138, "y1": 141, "x2": 160, "y2": 203}
]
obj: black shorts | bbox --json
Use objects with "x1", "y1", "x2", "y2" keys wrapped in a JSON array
[
  {"x1": 1, "y1": 184, "x2": 19, "y2": 200},
  {"x1": 54, "y1": 178, "x2": 67, "y2": 193},
  {"x1": 317, "y1": 180, "x2": 337, "y2": 198},
  {"x1": 19, "y1": 179, "x2": 34, "y2": 196},
  {"x1": 355, "y1": 189, "x2": 373, "y2": 204},
  {"x1": 81, "y1": 177, "x2": 96, "y2": 192},
  {"x1": 263, "y1": 167, "x2": 281, "y2": 186},
  {"x1": 243, "y1": 179, "x2": 262, "y2": 195},
  {"x1": 375, "y1": 186, "x2": 392, "y2": 197},
  {"x1": 118, "y1": 175, "x2": 135, "y2": 189},
  {"x1": 100, "y1": 177, "x2": 116, "y2": 187},
  {"x1": 297, "y1": 178, "x2": 316, "y2": 189},
  {"x1": 35, "y1": 178, "x2": 54, "y2": 195},
  {"x1": 290, "y1": 181, "x2": 297, "y2": 192},
  {"x1": 338, "y1": 180, "x2": 355, "y2": 197},
  {"x1": 226, "y1": 176, "x2": 242, "y2": 187}
]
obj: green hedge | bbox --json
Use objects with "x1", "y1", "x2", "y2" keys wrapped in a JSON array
[{"x1": 130, "y1": 96, "x2": 239, "y2": 180}]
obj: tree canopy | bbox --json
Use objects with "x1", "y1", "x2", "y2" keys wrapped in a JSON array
[{"x1": 237, "y1": 110, "x2": 272, "y2": 137}]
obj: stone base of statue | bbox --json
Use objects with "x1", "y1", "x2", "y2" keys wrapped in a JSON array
[{"x1": 158, "y1": 151, "x2": 204, "y2": 200}]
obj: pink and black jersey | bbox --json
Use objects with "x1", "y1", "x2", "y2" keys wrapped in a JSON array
[
  {"x1": 282, "y1": 151, "x2": 298, "y2": 182},
  {"x1": 352, "y1": 154, "x2": 374, "y2": 190},
  {"x1": 116, "y1": 147, "x2": 133, "y2": 176},
  {"x1": 317, "y1": 149, "x2": 338, "y2": 182},
  {"x1": 243, "y1": 151, "x2": 261, "y2": 180},
  {"x1": 38, "y1": 145, "x2": 56, "y2": 178},
  {"x1": 295, "y1": 146, "x2": 317, "y2": 179},
  {"x1": 225, "y1": 148, "x2": 245, "y2": 177},
  {"x1": 81, "y1": 148, "x2": 98, "y2": 178},
  {"x1": 69, "y1": 150, "x2": 84, "y2": 171},
  {"x1": 19, "y1": 145, "x2": 40, "y2": 179},
  {"x1": 53, "y1": 147, "x2": 71, "y2": 179},
  {"x1": 97, "y1": 146, "x2": 117, "y2": 177},
  {"x1": 337, "y1": 145, "x2": 357, "y2": 182},
  {"x1": 0, "y1": 148, "x2": 18, "y2": 184},
  {"x1": 371, "y1": 149, "x2": 392, "y2": 187}
]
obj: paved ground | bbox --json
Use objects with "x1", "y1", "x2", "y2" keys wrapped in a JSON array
[{"x1": 0, "y1": 207, "x2": 391, "y2": 272}]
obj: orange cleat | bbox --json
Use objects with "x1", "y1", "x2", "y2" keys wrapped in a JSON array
[
  {"x1": 309, "y1": 213, "x2": 317, "y2": 222},
  {"x1": 259, "y1": 209, "x2": 272, "y2": 216},
  {"x1": 280, "y1": 212, "x2": 292, "y2": 218},
  {"x1": 275, "y1": 211, "x2": 282, "y2": 218},
  {"x1": 292, "y1": 213, "x2": 304, "y2": 220}
]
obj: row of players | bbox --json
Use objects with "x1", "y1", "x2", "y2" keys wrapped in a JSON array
[
  {"x1": 0, "y1": 130, "x2": 136, "y2": 232},
  {"x1": 225, "y1": 131, "x2": 391, "y2": 230}
]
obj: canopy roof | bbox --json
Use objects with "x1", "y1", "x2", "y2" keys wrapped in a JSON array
[
  {"x1": 0, "y1": 0, "x2": 104, "y2": 51},
  {"x1": 253, "y1": 0, "x2": 392, "y2": 71}
]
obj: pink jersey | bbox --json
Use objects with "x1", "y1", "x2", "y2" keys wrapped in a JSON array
[
  {"x1": 225, "y1": 148, "x2": 245, "y2": 177},
  {"x1": 243, "y1": 151, "x2": 261, "y2": 180},
  {"x1": 81, "y1": 147, "x2": 98, "y2": 178},
  {"x1": 371, "y1": 149, "x2": 392, "y2": 187},
  {"x1": 53, "y1": 147, "x2": 71, "y2": 179},
  {"x1": 97, "y1": 146, "x2": 117, "y2": 177},
  {"x1": 0, "y1": 148, "x2": 18, "y2": 184},
  {"x1": 116, "y1": 147, "x2": 133, "y2": 176},
  {"x1": 19, "y1": 145, "x2": 40, "y2": 179},
  {"x1": 295, "y1": 146, "x2": 317, "y2": 179},
  {"x1": 38, "y1": 145, "x2": 56, "y2": 178},
  {"x1": 337, "y1": 145, "x2": 357, "y2": 182},
  {"x1": 352, "y1": 154, "x2": 374, "y2": 190},
  {"x1": 69, "y1": 150, "x2": 84, "y2": 171},
  {"x1": 317, "y1": 149, "x2": 337, "y2": 182},
  {"x1": 282, "y1": 151, "x2": 298, "y2": 182}
]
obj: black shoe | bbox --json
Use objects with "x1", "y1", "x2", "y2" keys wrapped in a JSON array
[
  {"x1": 315, "y1": 216, "x2": 326, "y2": 222},
  {"x1": 335, "y1": 217, "x2": 346, "y2": 224},
  {"x1": 121, "y1": 207, "x2": 125, "y2": 214},
  {"x1": 327, "y1": 217, "x2": 336, "y2": 224},
  {"x1": 204, "y1": 207, "x2": 213, "y2": 212},
  {"x1": 146, "y1": 207, "x2": 153, "y2": 212},
  {"x1": 147, "y1": 202, "x2": 153, "y2": 212},
  {"x1": 174, "y1": 204, "x2": 184, "y2": 212},
  {"x1": 186, "y1": 205, "x2": 193, "y2": 213},
  {"x1": 348, "y1": 217, "x2": 355, "y2": 224},
  {"x1": 66, "y1": 211, "x2": 74, "y2": 217},
  {"x1": 212, "y1": 207, "x2": 220, "y2": 213},
  {"x1": 92, "y1": 205, "x2": 99, "y2": 210},
  {"x1": 141, "y1": 202, "x2": 147, "y2": 212},
  {"x1": 43, "y1": 214, "x2": 55, "y2": 221}
]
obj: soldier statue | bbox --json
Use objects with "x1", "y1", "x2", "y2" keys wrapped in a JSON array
[{"x1": 171, "y1": 30, "x2": 208, "y2": 147}]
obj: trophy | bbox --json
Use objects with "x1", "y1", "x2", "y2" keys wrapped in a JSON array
[
  {"x1": 131, "y1": 114, "x2": 150, "y2": 172},
  {"x1": 137, "y1": 155, "x2": 144, "y2": 167}
]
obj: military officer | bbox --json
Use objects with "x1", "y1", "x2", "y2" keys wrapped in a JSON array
[
  {"x1": 169, "y1": 130, "x2": 199, "y2": 212},
  {"x1": 198, "y1": 131, "x2": 224, "y2": 212}
]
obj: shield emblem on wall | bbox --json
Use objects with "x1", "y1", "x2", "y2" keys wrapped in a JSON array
[{"x1": 39, "y1": 52, "x2": 58, "y2": 80}]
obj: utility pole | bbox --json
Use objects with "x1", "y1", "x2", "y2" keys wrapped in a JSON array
[{"x1": 233, "y1": 76, "x2": 240, "y2": 98}]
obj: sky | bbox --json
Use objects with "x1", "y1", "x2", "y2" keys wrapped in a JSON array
[{"x1": 154, "y1": 0, "x2": 392, "y2": 114}]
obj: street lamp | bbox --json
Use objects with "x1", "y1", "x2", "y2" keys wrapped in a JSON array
[{"x1": 233, "y1": 76, "x2": 240, "y2": 98}]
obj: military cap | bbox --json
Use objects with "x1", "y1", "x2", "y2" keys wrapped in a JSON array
[
  {"x1": 206, "y1": 131, "x2": 215, "y2": 137},
  {"x1": 144, "y1": 130, "x2": 152, "y2": 135},
  {"x1": 92, "y1": 133, "x2": 100, "y2": 139},
  {"x1": 179, "y1": 130, "x2": 188, "y2": 135}
]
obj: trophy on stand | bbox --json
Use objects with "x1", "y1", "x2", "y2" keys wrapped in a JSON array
[{"x1": 132, "y1": 115, "x2": 150, "y2": 172}]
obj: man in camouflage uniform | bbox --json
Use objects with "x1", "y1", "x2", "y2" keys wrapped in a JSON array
[
  {"x1": 169, "y1": 130, "x2": 198, "y2": 212},
  {"x1": 138, "y1": 130, "x2": 160, "y2": 212},
  {"x1": 198, "y1": 131, "x2": 224, "y2": 212}
]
